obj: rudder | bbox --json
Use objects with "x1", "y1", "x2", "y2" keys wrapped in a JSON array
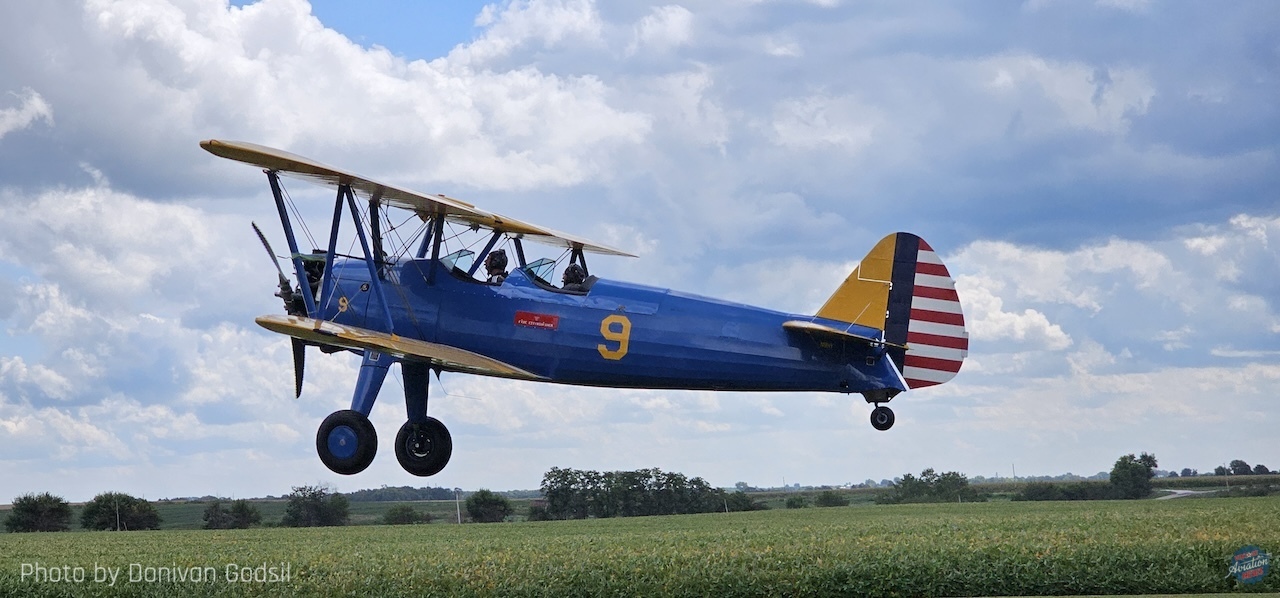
[{"x1": 816, "y1": 233, "x2": 968, "y2": 389}]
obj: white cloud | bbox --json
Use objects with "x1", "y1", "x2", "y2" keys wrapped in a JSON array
[
  {"x1": 0, "y1": 88, "x2": 53, "y2": 139},
  {"x1": 955, "y1": 275, "x2": 1073, "y2": 350},
  {"x1": 0, "y1": 184, "x2": 222, "y2": 310},
  {"x1": 768, "y1": 93, "x2": 881, "y2": 152},
  {"x1": 627, "y1": 5, "x2": 694, "y2": 55},
  {"x1": 0, "y1": 357, "x2": 74, "y2": 402},
  {"x1": 763, "y1": 37, "x2": 803, "y2": 58},
  {"x1": 983, "y1": 54, "x2": 1155, "y2": 135},
  {"x1": 465, "y1": 0, "x2": 604, "y2": 64},
  {"x1": 7, "y1": 0, "x2": 650, "y2": 192},
  {"x1": 950, "y1": 238, "x2": 1177, "y2": 312}
]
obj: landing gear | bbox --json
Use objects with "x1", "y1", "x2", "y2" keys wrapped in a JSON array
[
  {"x1": 870, "y1": 405, "x2": 895, "y2": 431},
  {"x1": 316, "y1": 410, "x2": 378, "y2": 474},
  {"x1": 313, "y1": 355, "x2": 455, "y2": 476},
  {"x1": 395, "y1": 417, "x2": 453, "y2": 477},
  {"x1": 396, "y1": 361, "x2": 452, "y2": 477}
]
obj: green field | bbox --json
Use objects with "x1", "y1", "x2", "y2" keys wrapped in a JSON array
[{"x1": 1, "y1": 497, "x2": 1277, "y2": 597}]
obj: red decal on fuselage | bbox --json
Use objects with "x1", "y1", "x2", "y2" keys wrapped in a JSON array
[{"x1": 515, "y1": 311, "x2": 559, "y2": 330}]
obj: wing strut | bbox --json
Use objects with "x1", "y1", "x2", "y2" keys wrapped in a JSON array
[
  {"x1": 513, "y1": 238, "x2": 527, "y2": 268},
  {"x1": 427, "y1": 214, "x2": 445, "y2": 285},
  {"x1": 317, "y1": 185, "x2": 345, "y2": 314},
  {"x1": 570, "y1": 243, "x2": 588, "y2": 276},
  {"x1": 266, "y1": 171, "x2": 317, "y2": 317},
  {"x1": 369, "y1": 193, "x2": 385, "y2": 279},
  {"x1": 414, "y1": 216, "x2": 434, "y2": 259},
  {"x1": 341, "y1": 183, "x2": 396, "y2": 332},
  {"x1": 467, "y1": 231, "x2": 503, "y2": 277}
]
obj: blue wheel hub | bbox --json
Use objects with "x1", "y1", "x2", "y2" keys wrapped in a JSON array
[{"x1": 327, "y1": 425, "x2": 359, "y2": 460}]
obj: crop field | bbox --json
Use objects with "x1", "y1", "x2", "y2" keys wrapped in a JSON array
[{"x1": 1, "y1": 497, "x2": 1277, "y2": 597}]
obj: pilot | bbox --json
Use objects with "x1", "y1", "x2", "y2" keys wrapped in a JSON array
[
  {"x1": 484, "y1": 249, "x2": 508, "y2": 284},
  {"x1": 561, "y1": 263, "x2": 589, "y2": 292}
]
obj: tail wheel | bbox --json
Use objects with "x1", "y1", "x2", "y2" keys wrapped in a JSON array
[
  {"x1": 395, "y1": 417, "x2": 452, "y2": 477},
  {"x1": 316, "y1": 410, "x2": 377, "y2": 475},
  {"x1": 870, "y1": 405, "x2": 895, "y2": 431}
]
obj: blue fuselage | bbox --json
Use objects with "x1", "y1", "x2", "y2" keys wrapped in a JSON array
[{"x1": 320, "y1": 258, "x2": 904, "y2": 394}]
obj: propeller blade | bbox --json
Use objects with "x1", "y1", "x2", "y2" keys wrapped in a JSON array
[
  {"x1": 253, "y1": 222, "x2": 299, "y2": 312},
  {"x1": 292, "y1": 338, "x2": 306, "y2": 398},
  {"x1": 252, "y1": 222, "x2": 288, "y2": 282}
]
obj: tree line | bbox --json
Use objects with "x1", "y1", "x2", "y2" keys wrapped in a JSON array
[
  {"x1": 4, "y1": 491, "x2": 163, "y2": 533},
  {"x1": 875, "y1": 468, "x2": 988, "y2": 504},
  {"x1": 535, "y1": 466, "x2": 762, "y2": 520},
  {"x1": 1016, "y1": 453, "x2": 1160, "y2": 501},
  {"x1": 3, "y1": 484, "x2": 524, "y2": 532}
]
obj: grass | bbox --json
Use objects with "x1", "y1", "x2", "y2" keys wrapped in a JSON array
[{"x1": 1, "y1": 496, "x2": 1277, "y2": 596}]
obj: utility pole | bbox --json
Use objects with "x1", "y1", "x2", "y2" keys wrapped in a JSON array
[{"x1": 454, "y1": 488, "x2": 462, "y2": 524}]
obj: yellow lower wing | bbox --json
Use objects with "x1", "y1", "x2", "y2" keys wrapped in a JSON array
[{"x1": 256, "y1": 314, "x2": 546, "y2": 381}]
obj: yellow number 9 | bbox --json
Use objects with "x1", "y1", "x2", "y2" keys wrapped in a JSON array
[{"x1": 597, "y1": 314, "x2": 631, "y2": 361}]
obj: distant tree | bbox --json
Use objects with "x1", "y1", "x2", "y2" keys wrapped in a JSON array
[
  {"x1": 203, "y1": 499, "x2": 262, "y2": 529},
  {"x1": 1230, "y1": 460, "x2": 1252, "y2": 476},
  {"x1": 878, "y1": 469, "x2": 986, "y2": 504},
  {"x1": 1014, "y1": 481, "x2": 1115, "y2": 501},
  {"x1": 784, "y1": 495, "x2": 809, "y2": 509},
  {"x1": 228, "y1": 499, "x2": 262, "y2": 528},
  {"x1": 1215, "y1": 465, "x2": 1228, "y2": 476},
  {"x1": 80, "y1": 492, "x2": 161, "y2": 531},
  {"x1": 5, "y1": 492, "x2": 72, "y2": 533},
  {"x1": 1166, "y1": 471, "x2": 1179, "y2": 478},
  {"x1": 527, "y1": 505, "x2": 553, "y2": 521},
  {"x1": 281, "y1": 485, "x2": 348, "y2": 527},
  {"x1": 725, "y1": 491, "x2": 767, "y2": 512},
  {"x1": 1180, "y1": 468, "x2": 1197, "y2": 478},
  {"x1": 382, "y1": 504, "x2": 429, "y2": 525},
  {"x1": 1110, "y1": 453, "x2": 1158, "y2": 499},
  {"x1": 347, "y1": 486, "x2": 457, "y2": 502},
  {"x1": 541, "y1": 467, "x2": 590, "y2": 520},
  {"x1": 1254, "y1": 464, "x2": 1271, "y2": 475},
  {"x1": 814, "y1": 490, "x2": 850, "y2": 507},
  {"x1": 1015, "y1": 482, "x2": 1065, "y2": 502},
  {"x1": 203, "y1": 500, "x2": 230, "y2": 530},
  {"x1": 466, "y1": 489, "x2": 512, "y2": 523},
  {"x1": 540, "y1": 467, "x2": 726, "y2": 520}
]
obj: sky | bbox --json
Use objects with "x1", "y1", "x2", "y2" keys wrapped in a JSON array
[{"x1": 0, "y1": 0, "x2": 1277, "y2": 502}]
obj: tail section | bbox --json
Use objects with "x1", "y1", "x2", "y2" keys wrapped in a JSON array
[{"x1": 817, "y1": 233, "x2": 968, "y2": 389}]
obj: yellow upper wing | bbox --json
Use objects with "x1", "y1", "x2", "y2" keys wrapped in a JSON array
[{"x1": 200, "y1": 139, "x2": 635, "y2": 257}]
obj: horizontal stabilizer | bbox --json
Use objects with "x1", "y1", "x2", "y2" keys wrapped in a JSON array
[
  {"x1": 255, "y1": 314, "x2": 547, "y2": 381},
  {"x1": 781, "y1": 320, "x2": 907, "y2": 350}
]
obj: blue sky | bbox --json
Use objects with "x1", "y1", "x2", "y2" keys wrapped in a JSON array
[
  {"x1": 0, "y1": 0, "x2": 1277, "y2": 502},
  {"x1": 267, "y1": 0, "x2": 490, "y2": 59}
]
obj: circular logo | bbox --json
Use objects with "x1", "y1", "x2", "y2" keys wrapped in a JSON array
[{"x1": 1229, "y1": 545, "x2": 1271, "y2": 585}]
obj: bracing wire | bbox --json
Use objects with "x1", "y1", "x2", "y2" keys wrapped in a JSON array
[{"x1": 279, "y1": 181, "x2": 320, "y2": 252}]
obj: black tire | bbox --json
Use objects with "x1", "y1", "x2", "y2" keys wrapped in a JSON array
[
  {"x1": 316, "y1": 410, "x2": 377, "y2": 475},
  {"x1": 394, "y1": 417, "x2": 452, "y2": 477},
  {"x1": 870, "y1": 406, "x2": 895, "y2": 431}
]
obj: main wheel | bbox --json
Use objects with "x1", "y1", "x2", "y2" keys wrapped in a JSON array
[
  {"x1": 316, "y1": 410, "x2": 377, "y2": 475},
  {"x1": 395, "y1": 417, "x2": 452, "y2": 477},
  {"x1": 870, "y1": 405, "x2": 895, "y2": 431}
]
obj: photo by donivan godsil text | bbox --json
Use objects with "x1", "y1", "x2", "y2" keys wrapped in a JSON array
[{"x1": 20, "y1": 562, "x2": 292, "y2": 585}]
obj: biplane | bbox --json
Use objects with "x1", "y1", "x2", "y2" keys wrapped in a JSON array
[{"x1": 201, "y1": 139, "x2": 968, "y2": 477}]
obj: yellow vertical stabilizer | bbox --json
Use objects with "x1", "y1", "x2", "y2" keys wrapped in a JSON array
[{"x1": 816, "y1": 233, "x2": 898, "y2": 328}]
